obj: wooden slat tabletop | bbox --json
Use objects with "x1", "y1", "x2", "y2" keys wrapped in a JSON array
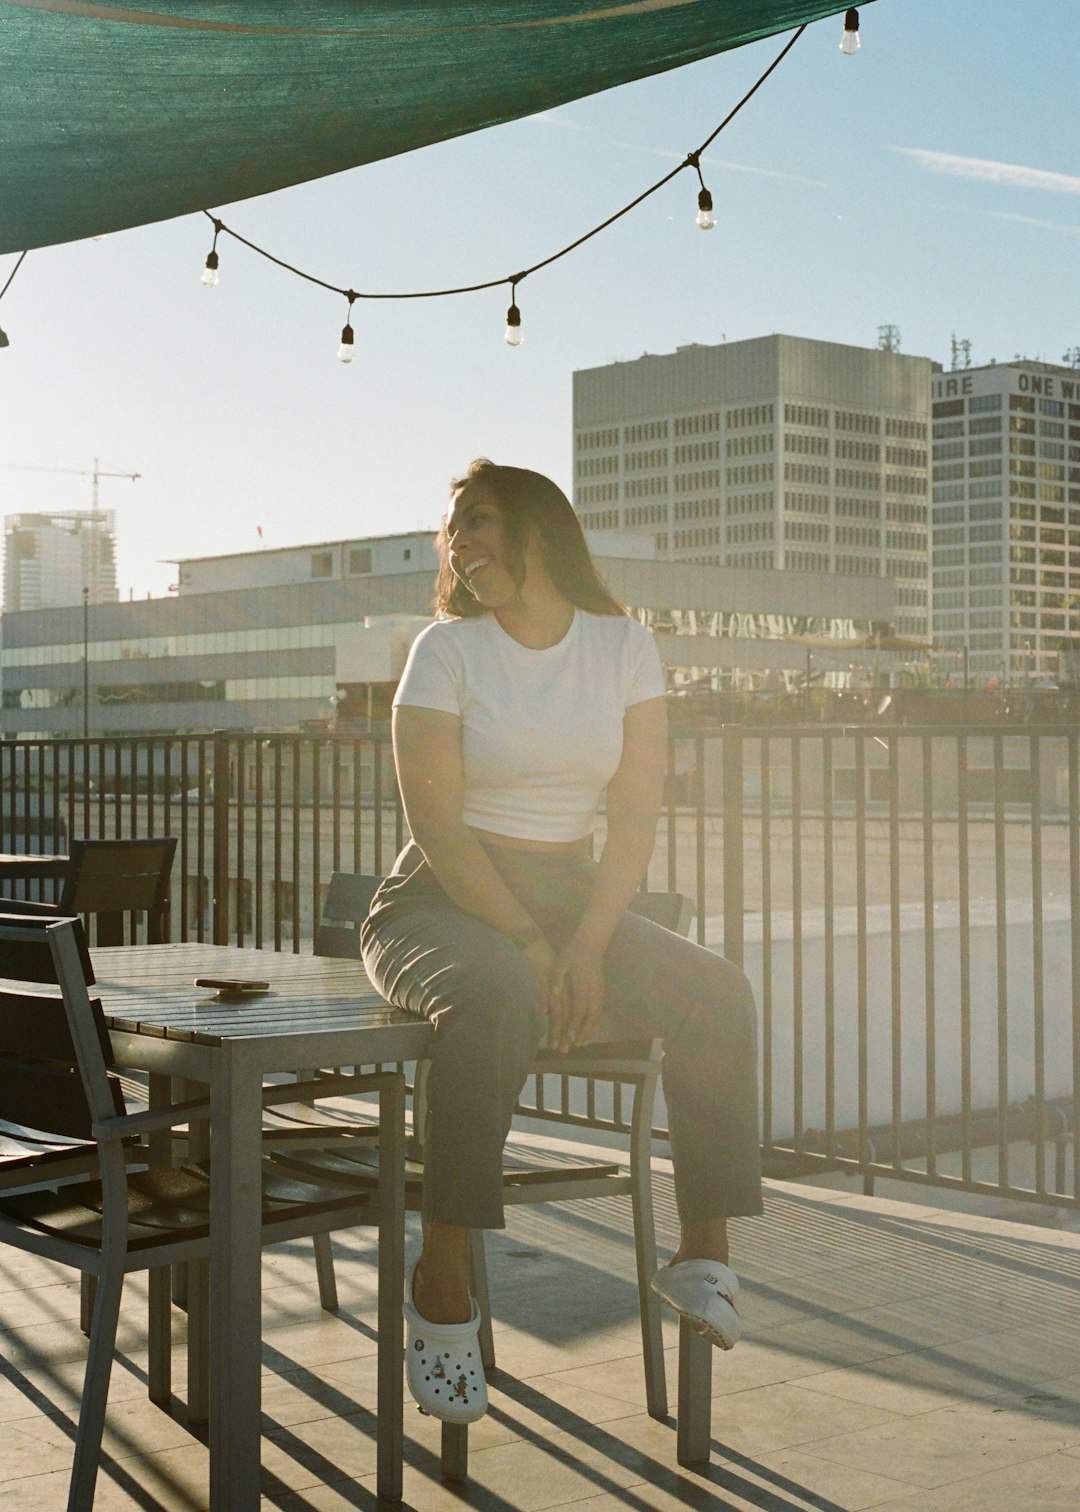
[{"x1": 93, "y1": 943, "x2": 425, "y2": 1049}]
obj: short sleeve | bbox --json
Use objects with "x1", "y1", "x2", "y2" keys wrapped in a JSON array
[
  {"x1": 625, "y1": 622, "x2": 666, "y2": 707},
  {"x1": 393, "y1": 622, "x2": 463, "y2": 715}
]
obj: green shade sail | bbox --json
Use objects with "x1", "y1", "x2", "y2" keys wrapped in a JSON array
[{"x1": 0, "y1": 1, "x2": 853, "y2": 254}]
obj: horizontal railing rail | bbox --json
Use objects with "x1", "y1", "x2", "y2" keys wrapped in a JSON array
[{"x1": 3, "y1": 722, "x2": 1077, "y2": 1214}]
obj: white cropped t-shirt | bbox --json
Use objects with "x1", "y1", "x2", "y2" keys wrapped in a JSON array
[{"x1": 393, "y1": 609, "x2": 666, "y2": 842}]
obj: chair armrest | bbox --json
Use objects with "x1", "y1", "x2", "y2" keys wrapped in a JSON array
[{"x1": 92, "y1": 1096, "x2": 211, "y2": 1142}]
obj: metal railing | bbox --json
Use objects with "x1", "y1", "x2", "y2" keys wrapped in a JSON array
[{"x1": 3, "y1": 723, "x2": 1078, "y2": 1215}]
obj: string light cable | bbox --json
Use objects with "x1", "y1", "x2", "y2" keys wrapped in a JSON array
[
  {"x1": 193, "y1": 16, "x2": 854, "y2": 357},
  {"x1": 0, "y1": 251, "x2": 29, "y2": 348}
]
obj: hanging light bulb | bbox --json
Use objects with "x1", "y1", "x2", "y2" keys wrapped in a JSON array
[
  {"x1": 338, "y1": 291, "x2": 357, "y2": 362},
  {"x1": 201, "y1": 218, "x2": 224, "y2": 286},
  {"x1": 504, "y1": 299, "x2": 523, "y2": 347},
  {"x1": 686, "y1": 152, "x2": 716, "y2": 231},
  {"x1": 840, "y1": 8, "x2": 860, "y2": 54}
]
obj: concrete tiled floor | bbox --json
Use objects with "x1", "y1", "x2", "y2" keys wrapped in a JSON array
[{"x1": 1, "y1": 1150, "x2": 1079, "y2": 1510}]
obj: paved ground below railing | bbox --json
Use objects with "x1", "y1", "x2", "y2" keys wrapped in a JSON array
[{"x1": 0, "y1": 1146, "x2": 1078, "y2": 1510}]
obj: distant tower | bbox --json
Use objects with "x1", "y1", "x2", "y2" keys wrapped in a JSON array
[
  {"x1": 949, "y1": 333, "x2": 973, "y2": 370},
  {"x1": 2, "y1": 510, "x2": 118, "y2": 612},
  {"x1": 1063, "y1": 347, "x2": 1080, "y2": 369},
  {"x1": 877, "y1": 324, "x2": 901, "y2": 353}
]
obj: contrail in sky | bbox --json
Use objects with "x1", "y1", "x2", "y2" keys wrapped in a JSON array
[
  {"x1": 529, "y1": 110, "x2": 826, "y2": 186},
  {"x1": 894, "y1": 148, "x2": 1080, "y2": 196}
]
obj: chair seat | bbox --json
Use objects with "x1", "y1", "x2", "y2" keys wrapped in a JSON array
[
  {"x1": 271, "y1": 1140, "x2": 623, "y2": 1198},
  {"x1": 0, "y1": 1156, "x2": 380, "y2": 1253}
]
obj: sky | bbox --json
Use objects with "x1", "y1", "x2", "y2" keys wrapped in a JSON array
[{"x1": 1, "y1": 0, "x2": 1078, "y2": 602}]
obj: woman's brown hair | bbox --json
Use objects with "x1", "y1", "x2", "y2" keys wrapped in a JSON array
[{"x1": 434, "y1": 459, "x2": 626, "y2": 618}]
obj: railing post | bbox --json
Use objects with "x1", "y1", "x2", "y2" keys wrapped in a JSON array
[
  {"x1": 722, "y1": 725, "x2": 744, "y2": 967},
  {"x1": 212, "y1": 732, "x2": 232, "y2": 945}
]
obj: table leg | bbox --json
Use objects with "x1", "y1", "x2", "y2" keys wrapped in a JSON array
[
  {"x1": 209, "y1": 1048, "x2": 264, "y2": 1511},
  {"x1": 180, "y1": 1077, "x2": 210, "y2": 1423},
  {"x1": 377, "y1": 1073, "x2": 406, "y2": 1502}
]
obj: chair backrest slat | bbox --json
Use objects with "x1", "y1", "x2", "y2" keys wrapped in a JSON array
[
  {"x1": 0, "y1": 907, "x2": 96, "y2": 983},
  {"x1": 314, "y1": 874, "x2": 692, "y2": 958},
  {"x1": 315, "y1": 873, "x2": 382, "y2": 958},
  {"x1": 0, "y1": 918, "x2": 124, "y2": 1143},
  {"x1": 60, "y1": 837, "x2": 177, "y2": 947},
  {"x1": 0, "y1": 1055, "x2": 95, "y2": 1142}
]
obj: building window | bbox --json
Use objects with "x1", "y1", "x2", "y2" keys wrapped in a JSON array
[
  {"x1": 311, "y1": 551, "x2": 334, "y2": 579},
  {"x1": 348, "y1": 548, "x2": 372, "y2": 575}
]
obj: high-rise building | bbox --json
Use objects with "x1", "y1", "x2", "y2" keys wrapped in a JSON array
[
  {"x1": 931, "y1": 360, "x2": 1080, "y2": 684},
  {"x1": 573, "y1": 334, "x2": 932, "y2": 641},
  {"x1": 2, "y1": 509, "x2": 118, "y2": 612}
]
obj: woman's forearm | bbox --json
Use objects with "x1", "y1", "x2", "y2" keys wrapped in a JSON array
[
  {"x1": 574, "y1": 807, "x2": 659, "y2": 953},
  {"x1": 411, "y1": 822, "x2": 544, "y2": 946}
]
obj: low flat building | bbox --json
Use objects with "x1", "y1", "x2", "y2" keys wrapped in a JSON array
[{"x1": 1, "y1": 531, "x2": 895, "y2": 740}]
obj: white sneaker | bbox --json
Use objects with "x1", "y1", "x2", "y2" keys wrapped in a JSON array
[{"x1": 650, "y1": 1259, "x2": 742, "y2": 1349}]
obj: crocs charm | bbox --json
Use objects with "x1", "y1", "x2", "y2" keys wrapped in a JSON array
[
  {"x1": 431, "y1": 1358, "x2": 447, "y2": 1380},
  {"x1": 414, "y1": 1337, "x2": 424, "y2": 1351},
  {"x1": 451, "y1": 1374, "x2": 470, "y2": 1401}
]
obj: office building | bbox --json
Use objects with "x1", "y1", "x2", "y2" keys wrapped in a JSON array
[
  {"x1": 930, "y1": 360, "x2": 1080, "y2": 683},
  {"x1": 2, "y1": 510, "x2": 118, "y2": 612},
  {"x1": 573, "y1": 334, "x2": 932, "y2": 642}
]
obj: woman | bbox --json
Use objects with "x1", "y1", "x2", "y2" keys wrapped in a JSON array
[{"x1": 361, "y1": 460, "x2": 762, "y2": 1424}]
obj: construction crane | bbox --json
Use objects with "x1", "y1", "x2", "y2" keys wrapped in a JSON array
[{"x1": 0, "y1": 457, "x2": 140, "y2": 510}]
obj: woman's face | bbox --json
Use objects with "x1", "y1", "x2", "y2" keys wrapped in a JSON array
[{"x1": 445, "y1": 485, "x2": 525, "y2": 608}]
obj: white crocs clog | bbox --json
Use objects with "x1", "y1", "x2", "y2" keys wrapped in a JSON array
[
  {"x1": 650, "y1": 1258, "x2": 742, "y2": 1350},
  {"x1": 404, "y1": 1261, "x2": 488, "y2": 1423}
]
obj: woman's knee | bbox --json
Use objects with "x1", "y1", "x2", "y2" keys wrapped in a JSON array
[
  {"x1": 431, "y1": 951, "x2": 546, "y2": 1052},
  {"x1": 689, "y1": 955, "x2": 758, "y2": 1051}
]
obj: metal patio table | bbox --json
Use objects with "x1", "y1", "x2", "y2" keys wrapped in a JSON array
[{"x1": 93, "y1": 942, "x2": 433, "y2": 1509}]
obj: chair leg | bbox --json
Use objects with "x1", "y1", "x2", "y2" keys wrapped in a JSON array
[
  {"x1": 68, "y1": 1266, "x2": 123, "y2": 1512},
  {"x1": 629, "y1": 1066, "x2": 667, "y2": 1420},
  {"x1": 675, "y1": 1320, "x2": 712, "y2": 1467},
  {"x1": 467, "y1": 1229, "x2": 496, "y2": 1373},
  {"x1": 148, "y1": 1264, "x2": 172, "y2": 1406},
  {"x1": 441, "y1": 1422, "x2": 469, "y2": 1481},
  {"x1": 186, "y1": 1257, "x2": 211, "y2": 1425},
  {"x1": 313, "y1": 1232, "x2": 339, "y2": 1312},
  {"x1": 376, "y1": 1073, "x2": 407, "y2": 1503},
  {"x1": 79, "y1": 1272, "x2": 96, "y2": 1337}
]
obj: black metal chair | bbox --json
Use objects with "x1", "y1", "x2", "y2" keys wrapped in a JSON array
[
  {"x1": 60, "y1": 836, "x2": 178, "y2": 947},
  {"x1": 0, "y1": 915, "x2": 404, "y2": 1511}
]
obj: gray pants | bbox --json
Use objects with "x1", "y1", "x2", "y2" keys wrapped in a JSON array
[{"x1": 360, "y1": 841, "x2": 763, "y2": 1230}]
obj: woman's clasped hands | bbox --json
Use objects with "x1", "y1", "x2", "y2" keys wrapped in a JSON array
[{"x1": 521, "y1": 931, "x2": 606, "y2": 1053}]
